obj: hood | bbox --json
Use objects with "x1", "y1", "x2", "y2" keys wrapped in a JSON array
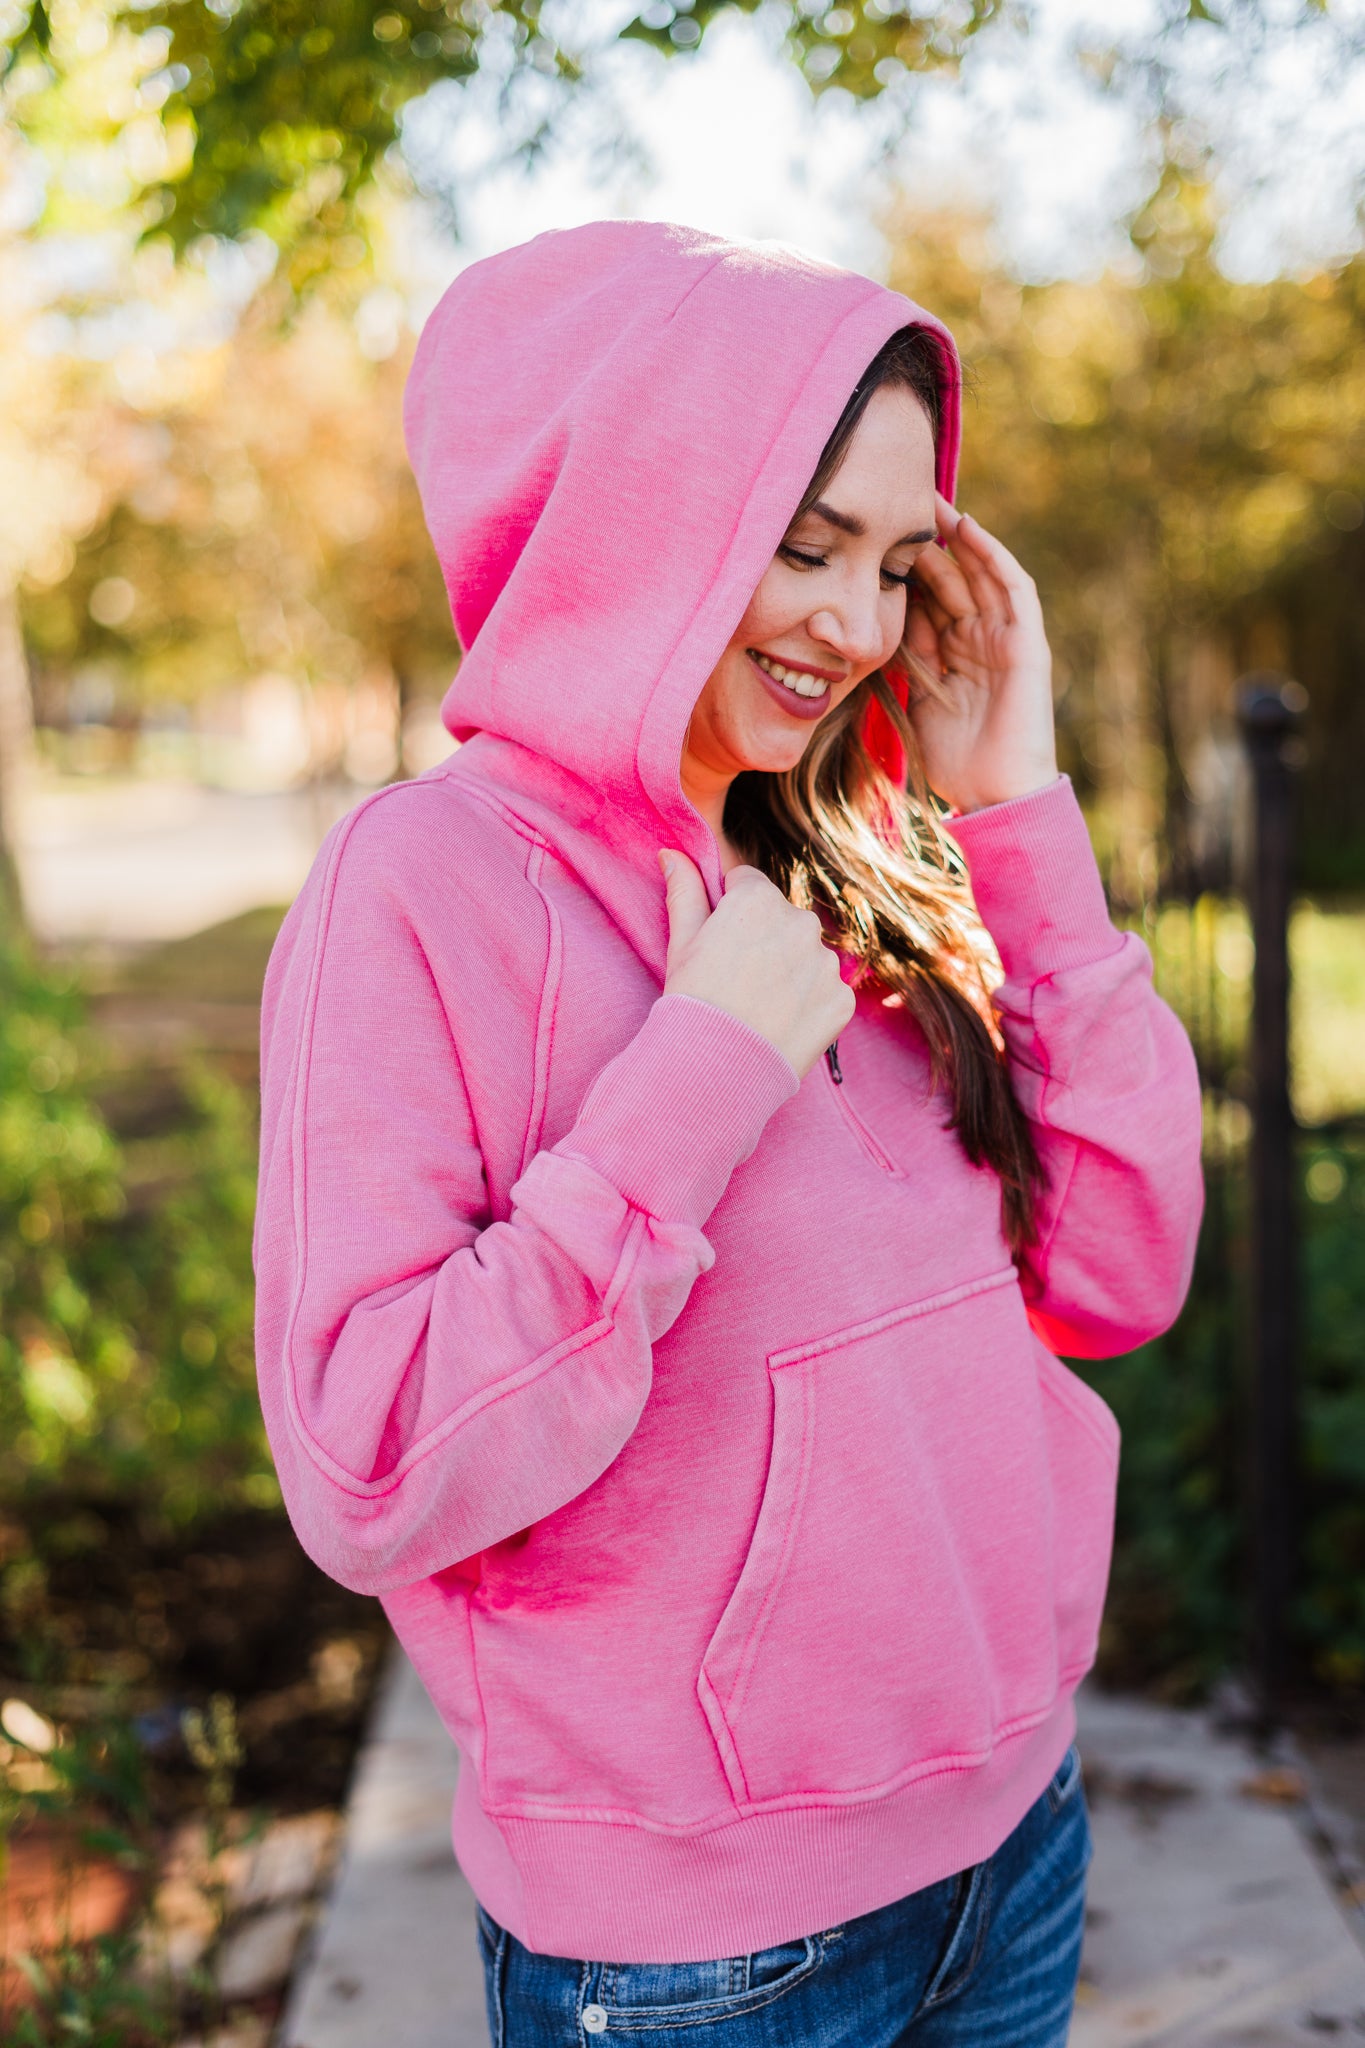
[{"x1": 404, "y1": 220, "x2": 961, "y2": 905}]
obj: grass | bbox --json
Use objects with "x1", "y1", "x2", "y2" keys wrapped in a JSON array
[
  {"x1": 1292, "y1": 900, "x2": 1365, "y2": 1126},
  {"x1": 108, "y1": 908, "x2": 289, "y2": 1009},
  {"x1": 1147, "y1": 896, "x2": 1365, "y2": 1128}
]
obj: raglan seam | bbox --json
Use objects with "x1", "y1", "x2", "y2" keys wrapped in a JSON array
[
  {"x1": 438, "y1": 768, "x2": 555, "y2": 856},
  {"x1": 276, "y1": 784, "x2": 650, "y2": 1503},
  {"x1": 522, "y1": 840, "x2": 564, "y2": 1176},
  {"x1": 284, "y1": 784, "x2": 422, "y2": 1493}
]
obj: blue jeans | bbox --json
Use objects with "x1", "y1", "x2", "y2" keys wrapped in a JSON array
[{"x1": 476, "y1": 1742, "x2": 1091, "y2": 2047}]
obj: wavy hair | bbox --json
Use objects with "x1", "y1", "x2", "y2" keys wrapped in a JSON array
[{"x1": 722, "y1": 327, "x2": 1042, "y2": 1250}]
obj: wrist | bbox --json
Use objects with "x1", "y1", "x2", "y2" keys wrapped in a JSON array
[{"x1": 949, "y1": 761, "x2": 1061, "y2": 817}]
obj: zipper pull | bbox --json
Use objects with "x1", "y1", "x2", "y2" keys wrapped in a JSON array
[{"x1": 825, "y1": 1040, "x2": 843, "y2": 1085}]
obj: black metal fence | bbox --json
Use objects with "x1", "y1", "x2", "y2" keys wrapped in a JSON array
[{"x1": 1130, "y1": 673, "x2": 1365, "y2": 1718}]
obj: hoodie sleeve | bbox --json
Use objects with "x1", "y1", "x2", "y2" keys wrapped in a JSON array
[
  {"x1": 949, "y1": 776, "x2": 1205, "y2": 1359},
  {"x1": 253, "y1": 814, "x2": 800, "y2": 1598}
]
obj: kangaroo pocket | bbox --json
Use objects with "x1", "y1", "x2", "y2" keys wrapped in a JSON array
[{"x1": 697, "y1": 1268, "x2": 1120, "y2": 1809}]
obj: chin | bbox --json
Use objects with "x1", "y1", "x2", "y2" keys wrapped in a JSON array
[{"x1": 733, "y1": 722, "x2": 816, "y2": 776}]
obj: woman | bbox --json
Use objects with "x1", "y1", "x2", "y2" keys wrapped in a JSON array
[{"x1": 254, "y1": 221, "x2": 1203, "y2": 2045}]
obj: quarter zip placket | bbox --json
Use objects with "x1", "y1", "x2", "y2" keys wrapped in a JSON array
[{"x1": 820, "y1": 1038, "x2": 902, "y2": 1177}]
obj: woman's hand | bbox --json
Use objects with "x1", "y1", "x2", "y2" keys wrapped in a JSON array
[
  {"x1": 902, "y1": 493, "x2": 1059, "y2": 815},
  {"x1": 659, "y1": 851, "x2": 855, "y2": 1079}
]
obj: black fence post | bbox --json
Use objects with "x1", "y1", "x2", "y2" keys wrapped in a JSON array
[{"x1": 1236, "y1": 673, "x2": 1306, "y2": 1722}]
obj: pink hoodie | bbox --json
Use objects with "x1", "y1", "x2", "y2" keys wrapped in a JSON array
[{"x1": 254, "y1": 221, "x2": 1204, "y2": 1965}]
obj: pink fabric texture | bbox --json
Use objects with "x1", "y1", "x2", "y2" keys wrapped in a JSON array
[{"x1": 254, "y1": 221, "x2": 1204, "y2": 1963}]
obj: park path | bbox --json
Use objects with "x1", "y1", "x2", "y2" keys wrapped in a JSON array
[
  {"x1": 280, "y1": 1654, "x2": 1365, "y2": 2048},
  {"x1": 16, "y1": 775, "x2": 353, "y2": 947}
]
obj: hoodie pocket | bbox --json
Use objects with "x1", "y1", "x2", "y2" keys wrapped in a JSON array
[{"x1": 697, "y1": 1268, "x2": 1119, "y2": 1811}]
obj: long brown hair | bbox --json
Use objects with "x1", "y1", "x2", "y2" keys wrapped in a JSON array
[{"x1": 723, "y1": 328, "x2": 1043, "y2": 1250}]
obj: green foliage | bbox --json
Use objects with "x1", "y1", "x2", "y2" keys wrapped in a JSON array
[
  {"x1": 1084, "y1": 1166, "x2": 1245, "y2": 1695},
  {"x1": 1086, "y1": 1135, "x2": 1365, "y2": 1698},
  {"x1": 0, "y1": 0, "x2": 1016, "y2": 279},
  {"x1": 0, "y1": 938, "x2": 272, "y2": 1530},
  {"x1": 179, "y1": 1693, "x2": 243, "y2": 1817},
  {"x1": 1, "y1": 0, "x2": 1333, "y2": 282},
  {"x1": 0, "y1": 1, "x2": 50, "y2": 82},
  {"x1": 0, "y1": 938, "x2": 265, "y2": 2045},
  {"x1": 1298, "y1": 1134, "x2": 1365, "y2": 1687},
  {"x1": 0, "y1": 1696, "x2": 173, "y2": 2047},
  {"x1": 622, "y1": 0, "x2": 1010, "y2": 98},
  {"x1": 0, "y1": 946, "x2": 132, "y2": 1488},
  {"x1": 125, "y1": 0, "x2": 1010, "y2": 269},
  {"x1": 126, "y1": 0, "x2": 512, "y2": 285},
  {"x1": 103, "y1": 1061, "x2": 275, "y2": 1522},
  {"x1": 8, "y1": 1931, "x2": 173, "y2": 2048}
]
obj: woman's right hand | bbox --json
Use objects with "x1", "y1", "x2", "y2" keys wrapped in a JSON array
[{"x1": 658, "y1": 849, "x2": 855, "y2": 1079}]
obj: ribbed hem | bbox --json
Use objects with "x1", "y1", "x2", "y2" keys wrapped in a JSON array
[
  {"x1": 452, "y1": 1697, "x2": 1075, "y2": 1963},
  {"x1": 949, "y1": 776, "x2": 1123, "y2": 983},
  {"x1": 557, "y1": 993, "x2": 801, "y2": 1228}
]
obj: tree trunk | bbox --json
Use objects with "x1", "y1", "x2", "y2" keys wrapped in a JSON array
[{"x1": 0, "y1": 580, "x2": 32, "y2": 931}]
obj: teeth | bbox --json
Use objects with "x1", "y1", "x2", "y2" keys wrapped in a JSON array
[{"x1": 750, "y1": 651, "x2": 827, "y2": 699}]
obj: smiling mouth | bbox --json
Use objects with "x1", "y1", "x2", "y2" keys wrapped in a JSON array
[{"x1": 746, "y1": 649, "x2": 843, "y2": 701}]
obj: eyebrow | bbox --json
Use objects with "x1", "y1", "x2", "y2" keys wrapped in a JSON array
[{"x1": 807, "y1": 499, "x2": 936, "y2": 547}]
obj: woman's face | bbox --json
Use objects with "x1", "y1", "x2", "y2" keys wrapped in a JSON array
[{"x1": 685, "y1": 385, "x2": 938, "y2": 787}]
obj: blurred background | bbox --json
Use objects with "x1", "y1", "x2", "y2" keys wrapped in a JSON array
[{"x1": 1, "y1": 0, "x2": 1363, "y2": 2038}]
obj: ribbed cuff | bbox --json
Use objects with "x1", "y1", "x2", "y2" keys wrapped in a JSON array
[
  {"x1": 555, "y1": 993, "x2": 801, "y2": 1228},
  {"x1": 949, "y1": 776, "x2": 1122, "y2": 982}
]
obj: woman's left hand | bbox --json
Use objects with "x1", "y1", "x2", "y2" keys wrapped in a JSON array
[{"x1": 901, "y1": 493, "x2": 1059, "y2": 815}]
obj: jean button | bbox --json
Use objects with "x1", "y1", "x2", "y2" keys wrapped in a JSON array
[{"x1": 584, "y1": 2006, "x2": 609, "y2": 2034}]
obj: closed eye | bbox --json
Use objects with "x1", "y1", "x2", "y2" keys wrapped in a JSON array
[{"x1": 779, "y1": 544, "x2": 919, "y2": 591}]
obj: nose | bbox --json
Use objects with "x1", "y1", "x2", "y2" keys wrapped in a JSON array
[{"x1": 807, "y1": 572, "x2": 892, "y2": 672}]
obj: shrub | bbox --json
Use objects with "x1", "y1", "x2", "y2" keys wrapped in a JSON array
[{"x1": 0, "y1": 941, "x2": 271, "y2": 1529}]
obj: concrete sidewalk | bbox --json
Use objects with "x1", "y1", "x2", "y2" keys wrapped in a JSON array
[
  {"x1": 280, "y1": 1655, "x2": 1365, "y2": 2048},
  {"x1": 1071, "y1": 1692, "x2": 1365, "y2": 2043}
]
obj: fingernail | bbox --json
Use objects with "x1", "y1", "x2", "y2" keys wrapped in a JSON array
[{"x1": 659, "y1": 850, "x2": 676, "y2": 878}]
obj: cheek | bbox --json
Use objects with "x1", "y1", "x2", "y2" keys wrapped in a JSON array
[
  {"x1": 730, "y1": 570, "x2": 803, "y2": 652},
  {"x1": 879, "y1": 590, "x2": 909, "y2": 661}
]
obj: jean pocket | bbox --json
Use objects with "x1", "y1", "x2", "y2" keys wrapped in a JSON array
[
  {"x1": 593, "y1": 1936, "x2": 823, "y2": 2029},
  {"x1": 1045, "y1": 1741, "x2": 1084, "y2": 1816}
]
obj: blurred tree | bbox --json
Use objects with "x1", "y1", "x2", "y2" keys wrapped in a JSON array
[
  {"x1": 0, "y1": 14, "x2": 195, "y2": 924},
  {"x1": 0, "y1": 0, "x2": 1015, "y2": 288},
  {"x1": 6, "y1": 0, "x2": 1347, "y2": 290},
  {"x1": 22, "y1": 288, "x2": 455, "y2": 757},
  {"x1": 885, "y1": 167, "x2": 1365, "y2": 906},
  {"x1": 0, "y1": 6, "x2": 454, "y2": 917},
  {"x1": 2, "y1": 0, "x2": 1014, "y2": 285},
  {"x1": 0, "y1": 229, "x2": 120, "y2": 922}
]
